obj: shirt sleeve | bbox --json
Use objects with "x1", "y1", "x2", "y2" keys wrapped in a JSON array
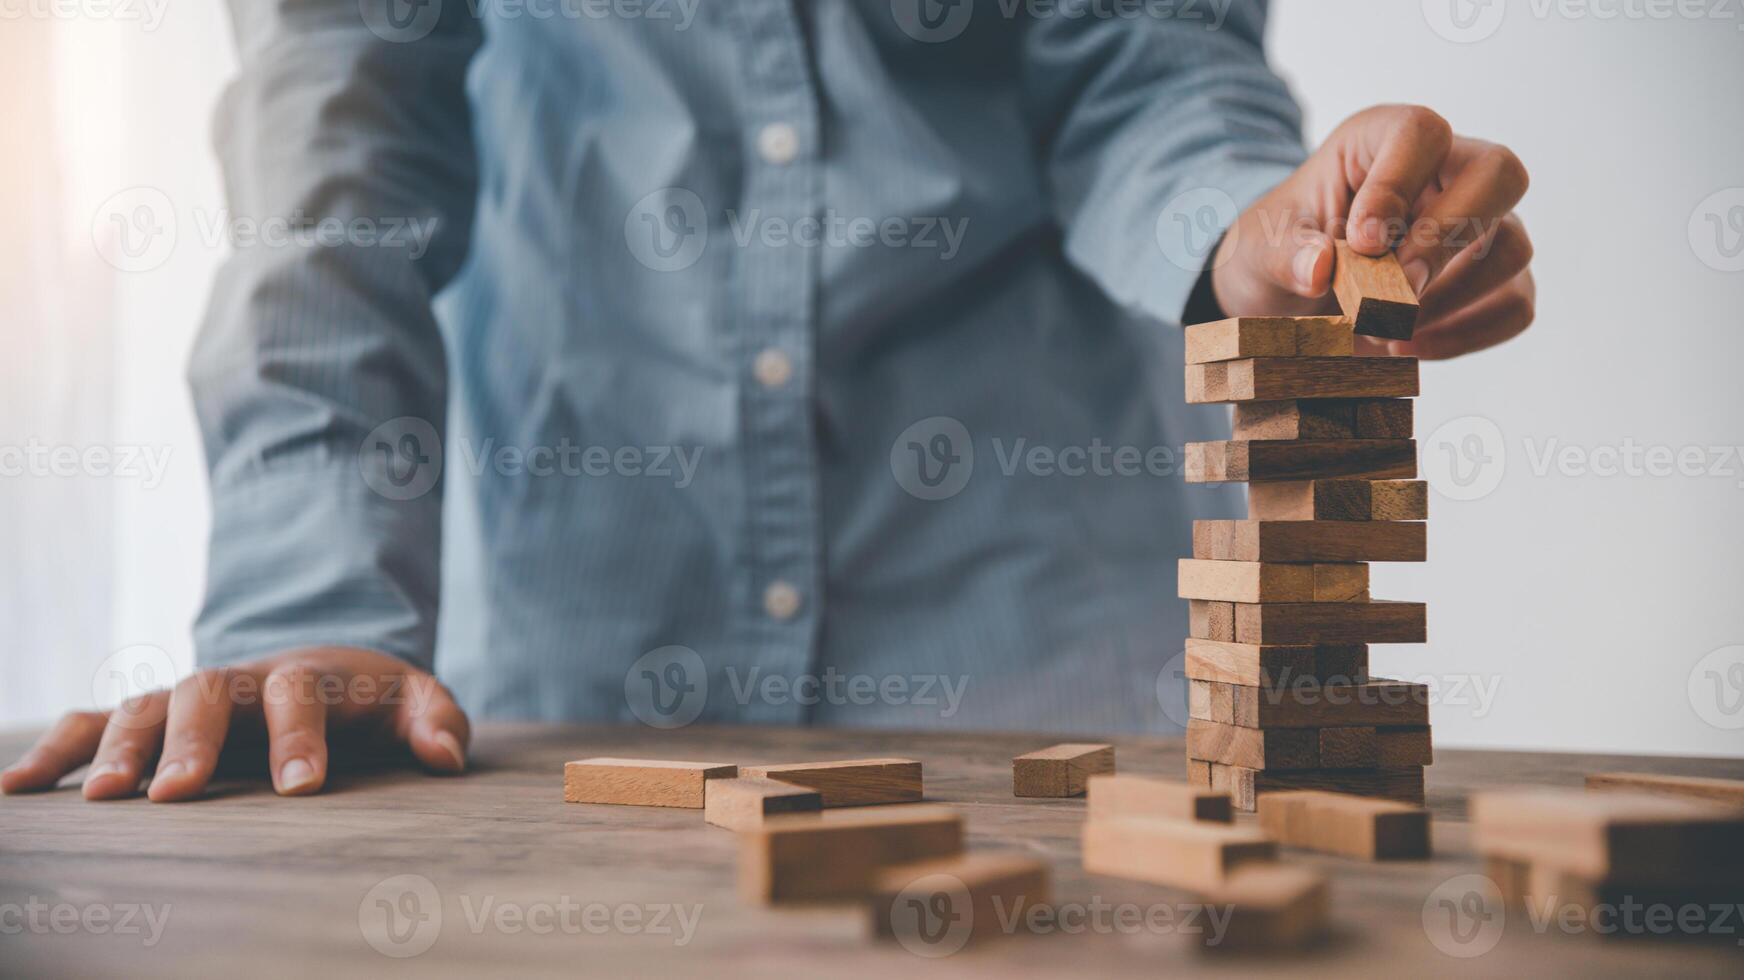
[
  {"x1": 188, "y1": 0, "x2": 482, "y2": 671},
  {"x1": 1022, "y1": 0, "x2": 1309, "y2": 324}
]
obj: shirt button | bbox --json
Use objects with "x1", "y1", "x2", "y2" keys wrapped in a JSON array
[
  {"x1": 753, "y1": 348, "x2": 793, "y2": 389},
  {"x1": 763, "y1": 581, "x2": 802, "y2": 621},
  {"x1": 757, "y1": 123, "x2": 799, "y2": 165}
]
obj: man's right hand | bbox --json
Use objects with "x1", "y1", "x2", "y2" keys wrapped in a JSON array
[{"x1": 0, "y1": 647, "x2": 469, "y2": 802}]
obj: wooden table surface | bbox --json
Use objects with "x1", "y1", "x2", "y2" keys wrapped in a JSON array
[{"x1": 3, "y1": 724, "x2": 1742, "y2": 978}]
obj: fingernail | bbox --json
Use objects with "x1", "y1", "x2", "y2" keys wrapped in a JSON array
[
  {"x1": 86, "y1": 761, "x2": 126, "y2": 782},
  {"x1": 432, "y1": 731, "x2": 466, "y2": 772},
  {"x1": 1292, "y1": 245, "x2": 1321, "y2": 292},
  {"x1": 1403, "y1": 259, "x2": 1430, "y2": 296},
  {"x1": 155, "y1": 760, "x2": 188, "y2": 781},
  {"x1": 279, "y1": 758, "x2": 318, "y2": 792}
]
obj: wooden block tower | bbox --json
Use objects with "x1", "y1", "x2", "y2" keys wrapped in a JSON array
[{"x1": 1179, "y1": 244, "x2": 1431, "y2": 811}]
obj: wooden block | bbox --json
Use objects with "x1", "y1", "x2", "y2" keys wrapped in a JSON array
[
  {"x1": 1317, "y1": 727, "x2": 1378, "y2": 769},
  {"x1": 1188, "y1": 720, "x2": 1318, "y2": 771},
  {"x1": 1233, "y1": 400, "x2": 1357, "y2": 441},
  {"x1": 562, "y1": 758, "x2": 737, "y2": 808},
  {"x1": 1217, "y1": 678, "x2": 1430, "y2": 729},
  {"x1": 1247, "y1": 480, "x2": 1428, "y2": 522},
  {"x1": 1194, "y1": 520, "x2": 1426, "y2": 562},
  {"x1": 1371, "y1": 480, "x2": 1428, "y2": 521},
  {"x1": 1471, "y1": 790, "x2": 1744, "y2": 886},
  {"x1": 1179, "y1": 560, "x2": 1310, "y2": 603},
  {"x1": 1188, "y1": 599, "x2": 1236, "y2": 641},
  {"x1": 1189, "y1": 677, "x2": 1214, "y2": 722},
  {"x1": 1197, "y1": 864, "x2": 1329, "y2": 951},
  {"x1": 869, "y1": 853, "x2": 1050, "y2": 944},
  {"x1": 704, "y1": 776, "x2": 823, "y2": 831},
  {"x1": 1185, "y1": 639, "x2": 1369, "y2": 689},
  {"x1": 1185, "y1": 440, "x2": 1416, "y2": 484},
  {"x1": 740, "y1": 759, "x2": 922, "y2": 807},
  {"x1": 1214, "y1": 764, "x2": 1426, "y2": 812},
  {"x1": 1012, "y1": 743, "x2": 1114, "y2": 798},
  {"x1": 1311, "y1": 563, "x2": 1370, "y2": 602},
  {"x1": 1186, "y1": 356, "x2": 1418, "y2": 404},
  {"x1": 1082, "y1": 816, "x2": 1275, "y2": 891},
  {"x1": 1256, "y1": 790, "x2": 1431, "y2": 859},
  {"x1": 1520, "y1": 864, "x2": 1744, "y2": 932},
  {"x1": 1375, "y1": 726, "x2": 1434, "y2": 767},
  {"x1": 1187, "y1": 759, "x2": 1215, "y2": 790},
  {"x1": 1086, "y1": 773, "x2": 1233, "y2": 824},
  {"x1": 1185, "y1": 316, "x2": 1354, "y2": 364},
  {"x1": 1332, "y1": 241, "x2": 1419, "y2": 340},
  {"x1": 1234, "y1": 600, "x2": 1427, "y2": 645},
  {"x1": 1354, "y1": 399, "x2": 1414, "y2": 439},
  {"x1": 740, "y1": 805, "x2": 964, "y2": 904},
  {"x1": 1487, "y1": 855, "x2": 1531, "y2": 905},
  {"x1": 1585, "y1": 772, "x2": 1744, "y2": 808}
]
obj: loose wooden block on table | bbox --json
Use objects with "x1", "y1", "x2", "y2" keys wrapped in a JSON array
[
  {"x1": 1196, "y1": 864, "x2": 1329, "y2": 951},
  {"x1": 562, "y1": 758, "x2": 737, "y2": 808},
  {"x1": 1086, "y1": 773, "x2": 1233, "y2": 824},
  {"x1": 1190, "y1": 678, "x2": 1429, "y2": 729},
  {"x1": 1185, "y1": 440, "x2": 1416, "y2": 484},
  {"x1": 870, "y1": 853, "x2": 1050, "y2": 944},
  {"x1": 1246, "y1": 480, "x2": 1428, "y2": 522},
  {"x1": 1185, "y1": 639, "x2": 1369, "y2": 689},
  {"x1": 1184, "y1": 315, "x2": 1353, "y2": 364},
  {"x1": 1082, "y1": 816, "x2": 1276, "y2": 891},
  {"x1": 1178, "y1": 560, "x2": 1368, "y2": 604},
  {"x1": 1194, "y1": 520, "x2": 1426, "y2": 563},
  {"x1": 1585, "y1": 772, "x2": 1744, "y2": 808},
  {"x1": 1332, "y1": 241, "x2": 1419, "y2": 341},
  {"x1": 740, "y1": 805, "x2": 964, "y2": 904},
  {"x1": 739, "y1": 758, "x2": 922, "y2": 807},
  {"x1": 1185, "y1": 356, "x2": 1418, "y2": 405},
  {"x1": 704, "y1": 776, "x2": 823, "y2": 830},
  {"x1": 1210, "y1": 763, "x2": 1426, "y2": 812},
  {"x1": 1012, "y1": 743, "x2": 1114, "y2": 798},
  {"x1": 1256, "y1": 790, "x2": 1431, "y2": 859},
  {"x1": 1233, "y1": 600, "x2": 1427, "y2": 645},
  {"x1": 1232, "y1": 398, "x2": 1413, "y2": 441},
  {"x1": 1470, "y1": 790, "x2": 1744, "y2": 886}
]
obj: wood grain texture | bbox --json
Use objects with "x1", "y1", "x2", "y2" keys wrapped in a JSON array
[
  {"x1": 1332, "y1": 241, "x2": 1419, "y2": 340},
  {"x1": 1184, "y1": 316, "x2": 1353, "y2": 364},
  {"x1": 1194, "y1": 520, "x2": 1427, "y2": 562},
  {"x1": 1188, "y1": 599, "x2": 1236, "y2": 641},
  {"x1": 1190, "y1": 679, "x2": 1430, "y2": 730},
  {"x1": 1471, "y1": 790, "x2": 1744, "y2": 886},
  {"x1": 1085, "y1": 773, "x2": 1233, "y2": 824},
  {"x1": 1185, "y1": 357, "x2": 1419, "y2": 404},
  {"x1": 1082, "y1": 816, "x2": 1275, "y2": 891},
  {"x1": 1247, "y1": 480, "x2": 1429, "y2": 522},
  {"x1": 1234, "y1": 600, "x2": 1427, "y2": 645},
  {"x1": 1184, "y1": 639, "x2": 1370, "y2": 689},
  {"x1": 1585, "y1": 772, "x2": 1744, "y2": 808},
  {"x1": 1185, "y1": 440, "x2": 1417, "y2": 484},
  {"x1": 740, "y1": 805, "x2": 963, "y2": 903},
  {"x1": 1257, "y1": 790, "x2": 1431, "y2": 859},
  {"x1": 1231, "y1": 398, "x2": 1413, "y2": 441},
  {"x1": 1317, "y1": 727, "x2": 1379, "y2": 770},
  {"x1": 1187, "y1": 721, "x2": 1318, "y2": 771},
  {"x1": 704, "y1": 776, "x2": 823, "y2": 830},
  {"x1": 740, "y1": 759, "x2": 922, "y2": 807},
  {"x1": 1178, "y1": 560, "x2": 1369, "y2": 604},
  {"x1": 869, "y1": 853, "x2": 1050, "y2": 944},
  {"x1": 1376, "y1": 727, "x2": 1435, "y2": 767},
  {"x1": 1211, "y1": 763, "x2": 1427, "y2": 811},
  {"x1": 1197, "y1": 864, "x2": 1329, "y2": 951},
  {"x1": 563, "y1": 758, "x2": 738, "y2": 808},
  {"x1": 1012, "y1": 743, "x2": 1114, "y2": 798}
]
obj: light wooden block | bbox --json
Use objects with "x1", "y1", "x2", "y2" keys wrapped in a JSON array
[
  {"x1": 1082, "y1": 816, "x2": 1275, "y2": 891},
  {"x1": 1213, "y1": 763, "x2": 1426, "y2": 812},
  {"x1": 1247, "y1": 480, "x2": 1429, "y2": 522},
  {"x1": 1086, "y1": 773, "x2": 1233, "y2": 823},
  {"x1": 563, "y1": 758, "x2": 737, "y2": 808},
  {"x1": 1256, "y1": 790, "x2": 1430, "y2": 859},
  {"x1": 1193, "y1": 678, "x2": 1429, "y2": 730},
  {"x1": 704, "y1": 776, "x2": 823, "y2": 830},
  {"x1": 1332, "y1": 241, "x2": 1419, "y2": 340},
  {"x1": 1197, "y1": 864, "x2": 1329, "y2": 951},
  {"x1": 1470, "y1": 790, "x2": 1744, "y2": 886},
  {"x1": 1185, "y1": 440, "x2": 1416, "y2": 484},
  {"x1": 1178, "y1": 561, "x2": 1368, "y2": 605},
  {"x1": 1585, "y1": 772, "x2": 1744, "y2": 808},
  {"x1": 740, "y1": 758, "x2": 922, "y2": 807},
  {"x1": 1187, "y1": 759, "x2": 1215, "y2": 790},
  {"x1": 1193, "y1": 520, "x2": 1426, "y2": 563},
  {"x1": 739, "y1": 805, "x2": 964, "y2": 904},
  {"x1": 1012, "y1": 743, "x2": 1114, "y2": 798},
  {"x1": 1187, "y1": 720, "x2": 1318, "y2": 771},
  {"x1": 1184, "y1": 639, "x2": 1369, "y2": 689},
  {"x1": 1234, "y1": 600, "x2": 1427, "y2": 645},
  {"x1": 1185, "y1": 315, "x2": 1354, "y2": 364},
  {"x1": 1188, "y1": 599, "x2": 1237, "y2": 641},
  {"x1": 1185, "y1": 356, "x2": 1418, "y2": 405},
  {"x1": 1189, "y1": 679, "x2": 1238, "y2": 724},
  {"x1": 869, "y1": 853, "x2": 1050, "y2": 944},
  {"x1": 1376, "y1": 726, "x2": 1434, "y2": 767},
  {"x1": 1487, "y1": 855, "x2": 1532, "y2": 904}
]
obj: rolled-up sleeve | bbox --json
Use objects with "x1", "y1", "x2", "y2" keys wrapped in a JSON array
[
  {"x1": 1022, "y1": 0, "x2": 1308, "y2": 324},
  {"x1": 188, "y1": 0, "x2": 481, "y2": 670}
]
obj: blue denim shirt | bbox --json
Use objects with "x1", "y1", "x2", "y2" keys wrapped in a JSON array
[{"x1": 190, "y1": 0, "x2": 1306, "y2": 731}]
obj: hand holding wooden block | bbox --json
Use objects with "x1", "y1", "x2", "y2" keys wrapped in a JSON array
[
  {"x1": 1332, "y1": 241, "x2": 1419, "y2": 340},
  {"x1": 563, "y1": 758, "x2": 737, "y2": 808},
  {"x1": 1012, "y1": 743, "x2": 1114, "y2": 797}
]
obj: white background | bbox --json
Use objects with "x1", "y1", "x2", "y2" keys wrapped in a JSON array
[{"x1": 2, "y1": 1, "x2": 1741, "y2": 755}]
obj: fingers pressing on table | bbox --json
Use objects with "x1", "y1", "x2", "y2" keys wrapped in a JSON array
[
  {"x1": 263, "y1": 665, "x2": 329, "y2": 796},
  {"x1": 146, "y1": 669, "x2": 236, "y2": 803},
  {"x1": 0, "y1": 710, "x2": 110, "y2": 794},
  {"x1": 83, "y1": 691, "x2": 171, "y2": 800}
]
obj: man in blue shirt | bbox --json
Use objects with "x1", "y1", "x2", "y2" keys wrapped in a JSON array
[{"x1": 4, "y1": 0, "x2": 1532, "y2": 801}]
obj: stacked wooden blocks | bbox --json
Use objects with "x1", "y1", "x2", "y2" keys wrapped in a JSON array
[{"x1": 1181, "y1": 246, "x2": 1431, "y2": 811}]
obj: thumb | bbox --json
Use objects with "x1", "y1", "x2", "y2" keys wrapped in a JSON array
[{"x1": 393, "y1": 672, "x2": 471, "y2": 774}]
